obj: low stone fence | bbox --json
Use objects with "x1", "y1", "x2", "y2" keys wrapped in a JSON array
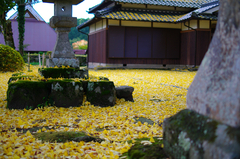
[{"x1": 23, "y1": 53, "x2": 87, "y2": 67}]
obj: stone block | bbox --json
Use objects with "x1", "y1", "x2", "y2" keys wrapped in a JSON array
[
  {"x1": 116, "y1": 86, "x2": 134, "y2": 102},
  {"x1": 7, "y1": 81, "x2": 51, "y2": 109},
  {"x1": 50, "y1": 16, "x2": 77, "y2": 28},
  {"x1": 87, "y1": 81, "x2": 116, "y2": 107},
  {"x1": 163, "y1": 109, "x2": 240, "y2": 159},
  {"x1": 39, "y1": 68, "x2": 88, "y2": 79},
  {"x1": 50, "y1": 80, "x2": 84, "y2": 107},
  {"x1": 47, "y1": 58, "x2": 79, "y2": 68}
]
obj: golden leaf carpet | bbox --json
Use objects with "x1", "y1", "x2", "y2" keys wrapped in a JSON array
[{"x1": 0, "y1": 66, "x2": 196, "y2": 159}]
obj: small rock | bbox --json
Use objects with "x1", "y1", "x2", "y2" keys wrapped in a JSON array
[{"x1": 116, "y1": 86, "x2": 134, "y2": 102}]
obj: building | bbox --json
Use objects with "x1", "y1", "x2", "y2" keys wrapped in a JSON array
[
  {"x1": 77, "y1": 0, "x2": 219, "y2": 68},
  {"x1": 0, "y1": 5, "x2": 57, "y2": 53}
]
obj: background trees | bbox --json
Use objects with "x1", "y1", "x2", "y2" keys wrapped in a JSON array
[
  {"x1": 69, "y1": 18, "x2": 89, "y2": 45},
  {"x1": 0, "y1": 0, "x2": 16, "y2": 49}
]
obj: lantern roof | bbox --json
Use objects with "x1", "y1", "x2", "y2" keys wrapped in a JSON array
[{"x1": 42, "y1": 0, "x2": 84, "y2": 5}]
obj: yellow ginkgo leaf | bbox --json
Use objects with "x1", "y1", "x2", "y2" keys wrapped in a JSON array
[{"x1": 150, "y1": 137, "x2": 155, "y2": 143}]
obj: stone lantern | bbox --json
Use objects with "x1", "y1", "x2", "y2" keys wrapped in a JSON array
[{"x1": 43, "y1": 0, "x2": 84, "y2": 68}]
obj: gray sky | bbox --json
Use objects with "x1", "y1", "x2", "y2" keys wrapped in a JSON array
[{"x1": 7, "y1": 0, "x2": 103, "y2": 22}]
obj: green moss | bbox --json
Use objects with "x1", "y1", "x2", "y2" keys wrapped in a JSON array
[
  {"x1": 121, "y1": 137, "x2": 168, "y2": 159},
  {"x1": 87, "y1": 81, "x2": 116, "y2": 107},
  {"x1": 49, "y1": 80, "x2": 84, "y2": 107},
  {"x1": 33, "y1": 131, "x2": 103, "y2": 143},
  {"x1": 168, "y1": 109, "x2": 218, "y2": 144},
  {"x1": 34, "y1": 131, "x2": 86, "y2": 143},
  {"x1": 226, "y1": 127, "x2": 240, "y2": 144},
  {"x1": 163, "y1": 109, "x2": 219, "y2": 158},
  {"x1": 39, "y1": 68, "x2": 88, "y2": 79},
  {"x1": 8, "y1": 75, "x2": 34, "y2": 84},
  {"x1": 7, "y1": 80, "x2": 51, "y2": 109}
]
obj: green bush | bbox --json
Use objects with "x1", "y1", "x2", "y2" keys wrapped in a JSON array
[{"x1": 0, "y1": 44, "x2": 25, "y2": 72}]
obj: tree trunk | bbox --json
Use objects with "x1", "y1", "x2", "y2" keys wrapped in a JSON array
[
  {"x1": 5, "y1": 20, "x2": 15, "y2": 49},
  {"x1": 0, "y1": 13, "x2": 15, "y2": 49},
  {"x1": 187, "y1": 0, "x2": 240, "y2": 127},
  {"x1": 17, "y1": 4, "x2": 25, "y2": 55}
]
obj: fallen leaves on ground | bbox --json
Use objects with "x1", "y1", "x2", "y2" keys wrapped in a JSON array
[{"x1": 0, "y1": 66, "x2": 196, "y2": 158}]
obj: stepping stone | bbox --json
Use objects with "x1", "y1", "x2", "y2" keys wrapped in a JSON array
[
  {"x1": 87, "y1": 81, "x2": 116, "y2": 107},
  {"x1": 116, "y1": 86, "x2": 134, "y2": 102}
]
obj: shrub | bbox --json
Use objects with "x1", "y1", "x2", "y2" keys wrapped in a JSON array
[{"x1": 0, "y1": 44, "x2": 25, "y2": 72}]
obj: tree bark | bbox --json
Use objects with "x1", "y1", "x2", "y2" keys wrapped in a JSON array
[
  {"x1": 0, "y1": 13, "x2": 15, "y2": 49},
  {"x1": 187, "y1": 0, "x2": 240, "y2": 127}
]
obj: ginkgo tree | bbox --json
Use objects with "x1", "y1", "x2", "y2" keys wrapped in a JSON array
[
  {"x1": 0, "y1": 0, "x2": 39, "y2": 54},
  {"x1": 0, "y1": 0, "x2": 16, "y2": 49}
]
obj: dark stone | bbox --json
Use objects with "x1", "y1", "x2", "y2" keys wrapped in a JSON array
[
  {"x1": 72, "y1": 136, "x2": 104, "y2": 143},
  {"x1": 8, "y1": 75, "x2": 34, "y2": 84},
  {"x1": 134, "y1": 117, "x2": 155, "y2": 125},
  {"x1": 81, "y1": 80, "x2": 88, "y2": 93},
  {"x1": 49, "y1": 80, "x2": 84, "y2": 107},
  {"x1": 87, "y1": 81, "x2": 116, "y2": 107},
  {"x1": 39, "y1": 68, "x2": 88, "y2": 79},
  {"x1": 116, "y1": 86, "x2": 134, "y2": 102},
  {"x1": 7, "y1": 81, "x2": 51, "y2": 109},
  {"x1": 163, "y1": 109, "x2": 240, "y2": 159}
]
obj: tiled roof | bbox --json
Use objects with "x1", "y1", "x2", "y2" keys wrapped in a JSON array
[
  {"x1": 89, "y1": 0, "x2": 217, "y2": 13},
  {"x1": 96, "y1": 6, "x2": 185, "y2": 22},
  {"x1": 176, "y1": 0, "x2": 218, "y2": 21},
  {"x1": 109, "y1": 0, "x2": 215, "y2": 8}
]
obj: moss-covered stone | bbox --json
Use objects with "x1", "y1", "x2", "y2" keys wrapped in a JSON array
[
  {"x1": 134, "y1": 117, "x2": 155, "y2": 125},
  {"x1": 33, "y1": 131, "x2": 103, "y2": 143},
  {"x1": 49, "y1": 80, "x2": 84, "y2": 107},
  {"x1": 163, "y1": 109, "x2": 240, "y2": 159},
  {"x1": 8, "y1": 75, "x2": 34, "y2": 84},
  {"x1": 121, "y1": 137, "x2": 168, "y2": 159},
  {"x1": 87, "y1": 81, "x2": 116, "y2": 107},
  {"x1": 39, "y1": 67, "x2": 88, "y2": 79},
  {"x1": 7, "y1": 81, "x2": 51, "y2": 109}
]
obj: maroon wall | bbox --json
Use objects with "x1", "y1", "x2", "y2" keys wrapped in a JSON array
[
  {"x1": 88, "y1": 27, "x2": 211, "y2": 66},
  {"x1": 88, "y1": 29, "x2": 107, "y2": 63},
  {"x1": 107, "y1": 26, "x2": 181, "y2": 64},
  {"x1": 180, "y1": 29, "x2": 211, "y2": 65}
]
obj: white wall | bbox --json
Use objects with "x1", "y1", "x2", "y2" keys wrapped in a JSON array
[
  {"x1": 153, "y1": 22, "x2": 181, "y2": 29},
  {"x1": 89, "y1": 24, "x2": 96, "y2": 33},
  {"x1": 89, "y1": 20, "x2": 107, "y2": 34},
  {"x1": 108, "y1": 19, "x2": 120, "y2": 26},
  {"x1": 121, "y1": 21, "x2": 151, "y2": 27},
  {"x1": 190, "y1": 20, "x2": 198, "y2": 29},
  {"x1": 199, "y1": 20, "x2": 210, "y2": 29}
]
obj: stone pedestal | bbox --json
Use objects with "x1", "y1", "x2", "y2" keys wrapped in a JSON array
[{"x1": 47, "y1": 16, "x2": 79, "y2": 68}]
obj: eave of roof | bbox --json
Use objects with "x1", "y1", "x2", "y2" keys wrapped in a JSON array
[
  {"x1": 77, "y1": 17, "x2": 100, "y2": 30},
  {"x1": 96, "y1": 6, "x2": 186, "y2": 22},
  {"x1": 89, "y1": 0, "x2": 217, "y2": 11},
  {"x1": 176, "y1": 0, "x2": 218, "y2": 22},
  {"x1": 78, "y1": 0, "x2": 219, "y2": 30},
  {"x1": 89, "y1": 1, "x2": 114, "y2": 13}
]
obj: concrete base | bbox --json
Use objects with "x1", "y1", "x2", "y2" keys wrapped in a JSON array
[
  {"x1": 47, "y1": 58, "x2": 79, "y2": 68},
  {"x1": 88, "y1": 62, "x2": 195, "y2": 70},
  {"x1": 163, "y1": 109, "x2": 240, "y2": 159}
]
